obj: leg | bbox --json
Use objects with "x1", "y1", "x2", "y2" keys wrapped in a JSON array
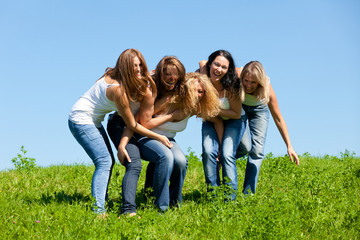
[
  {"x1": 138, "y1": 137, "x2": 174, "y2": 212},
  {"x1": 99, "y1": 126, "x2": 116, "y2": 201},
  {"x1": 68, "y1": 120, "x2": 114, "y2": 214},
  {"x1": 201, "y1": 121, "x2": 220, "y2": 190},
  {"x1": 236, "y1": 120, "x2": 252, "y2": 159},
  {"x1": 121, "y1": 144, "x2": 142, "y2": 214},
  {"x1": 106, "y1": 114, "x2": 142, "y2": 214},
  {"x1": 168, "y1": 140, "x2": 188, "y2": 206},
  {"x1": 242, "y1": 105, "x2": 269, "y2": 194},
  {"x1": 220, "y1": 118, "x2": 246, "y2": 199},
  {"x1": 144, "y1": 162, "x2": 155, "y2": 195}
]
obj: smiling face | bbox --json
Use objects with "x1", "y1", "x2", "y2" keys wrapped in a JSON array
[
  {"x1": 133, "y1": 56, "x2": 142, "y2": 78},
  {"x1": 162, "y1": 65, "x2": 179, "y2": 91},
  {"x1": 242, "y1": 73, "x2": 259, "y2": 94},
  {"x1": 209, "y1": 56, "x2": 229, "y2": 83}
]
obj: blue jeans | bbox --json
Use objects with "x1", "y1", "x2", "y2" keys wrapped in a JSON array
[
  {"x1": 202, "y1": 118, "x2": 245, "y2": 199},
  {"x1": 107, "y1": 113, "x2": 142, "y2": 214},
  {"x1": 137, "y1": 136, "x2": 188, "y2": 211},
  {"x1": 236, "y1": 104, "x2": 269, "y2": 194},
  {"x1": 68, "y1": 120, "x2": 115, "y2": 214}
]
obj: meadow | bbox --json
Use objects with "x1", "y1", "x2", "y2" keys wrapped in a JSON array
[{"x1": 1, "y1": 149, "x2": 359, "y2": 239}]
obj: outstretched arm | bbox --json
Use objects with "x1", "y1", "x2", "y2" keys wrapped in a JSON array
[{"x1": 268, "y1": 83, "x2": 299, "y2": 165}]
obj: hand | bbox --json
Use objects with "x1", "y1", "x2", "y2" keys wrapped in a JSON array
[
  {"x1": 158, "y1": 135, "x2": 173, "y2": 148},
  {"x1": 118, "y1": 145, "x2": 131, "y2": 166},
  {"x1": 216, "y1": 148, "x2": 221, "y2": 162},
  {"x1": 287, "y1": 147, "x2": 299, "y2": 166}
]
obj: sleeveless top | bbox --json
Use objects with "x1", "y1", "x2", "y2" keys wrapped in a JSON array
[
  {"x1": 219, "y1": 89, "x2": 230, "y2": 120},
  {"x1": 69, "y1": 77, "x2": 140, "y2": 127},
  {"x1": 151, "y1": 115, "x2": 191, "y2": 138}
]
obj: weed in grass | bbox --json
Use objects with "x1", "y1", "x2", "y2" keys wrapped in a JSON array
[{"x1": 11, "y1": 146, "x2": 36, "y2": 170}]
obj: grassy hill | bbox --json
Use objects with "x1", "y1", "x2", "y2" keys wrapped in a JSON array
[{"x1": 1, "y1": 150, "x2": 359, "y2": 239}]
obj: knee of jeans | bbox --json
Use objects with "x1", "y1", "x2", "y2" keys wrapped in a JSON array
[
  {"x1": 236, "y1": 147, "x2": 249, "y2": 159},
  {"x1": 202, "y1": 135, "x2": 218, "y2": 154},
  {"x1": 202, "y1": 144, "x2": 218, "y2": 161},
  {"x1": 174, "y1": 156, "x2": 188, "y2": 171},
  {"x1": 93, "y1": 155, "x2": 113, "y2": 170},
  {"x1": 249, "y1": 146, "x2": 265, "y2": 161},
  {"x1": 221, "y1": 148, "x2": 236, "y2": 163},
  {"x1": 157, "y1": 150, "x2": 175, "y2": 166},
  {"x1": 125, "y1": 160, "x2": 142, "y2": 174},
  {"x1": 239, "y1": 141, "x2": 251, "y2": 155}
]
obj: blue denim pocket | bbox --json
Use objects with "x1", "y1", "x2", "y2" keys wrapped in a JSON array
[{"x1": 78, "y1": 124, "x2": 102, "y2": 141}]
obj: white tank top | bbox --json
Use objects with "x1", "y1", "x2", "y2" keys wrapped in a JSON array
[
  {"x1": 151, "y1": 115, "x2": 191, "y2": 138},
  {"x1": 69, "y1": 77, "x2": 140, "y2": 127},
  {"x1": 219, "y1": 89, "x2": 230, "y2": 120}
]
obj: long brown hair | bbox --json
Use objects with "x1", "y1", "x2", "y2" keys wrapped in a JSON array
[
  {"x1": 101, "y1": 49, "x2": 156, "y2": 102},
  {"x1": 153, "y1": 56, "x2": 186, "y2": 102}
]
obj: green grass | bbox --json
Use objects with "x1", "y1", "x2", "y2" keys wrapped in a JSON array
[{"x1": 1, "y1": 152, "x2": 359, "y2": 239}]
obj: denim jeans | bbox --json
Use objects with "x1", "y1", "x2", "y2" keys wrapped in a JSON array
[
  {"x1": 106, "y1": 113, "x2": 142, "y2": 214},
  {"x1": 137, "y1": 136, "x2": 188, "y2": 211},
  {"x1": 68, "y1": 120, "x2": 115, "y2": 214},
  {"x1": 236, "y1": 104, "x2": 269, "y2": 194},
  {"x1": 202, "y1": 118, "x2": 245, "y2": 199}
]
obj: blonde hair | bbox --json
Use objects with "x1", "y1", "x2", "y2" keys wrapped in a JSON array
[
  {"x1": 102, "y1": 49, "x2": 156, "y2": 102},
  {"x1": 184, "y1": 72, "x2": 220, "y2": 120},
  {"x1": 239, "y1": 61, "x2": 270, "y2": 105}
]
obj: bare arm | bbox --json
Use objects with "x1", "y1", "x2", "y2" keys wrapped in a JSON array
[
  {"x1": 267, "y1": 83, "x2": 299, "y2": 165},
  {"x1": 235, "y1": 67, "x2": 242, "y2": 78},
  {"x1": 117, "y1": 88, "x2": 174, "y2": 164},
  {"x1": 208, "y1": 116, "x2": 224, "y2": 147},
  {"x1": 117, "y1": 127, "x2": 133, "y2": 165},
  {"x1": 116, "y1": 89, "x2": 155, "y2": 164},
  {"x1": 219, "y1": 96, "x2": 242, "y2": 120},
  {"x1": 199, "y1": 60, "x2": 207, "y2": 74},
  {"x1": 140, "y1": 95, "x2": 184, "y2": 128},
  {"x1": 107, "y1": 86, "x2": 173, "y2": 148},
  {"x1": 153, "y1": 95, "x2": 171, "y2": 114}
]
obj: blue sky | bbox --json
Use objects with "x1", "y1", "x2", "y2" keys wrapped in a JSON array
[{"x1": 1, "y1": 0, "x2": 359, "y2": 171}]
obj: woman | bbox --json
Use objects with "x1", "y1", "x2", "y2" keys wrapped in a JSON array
[
  {"x1": 200, "y1": 50, "x2": 244, "y2": 200},
  {"x1": 68, "y1": 49, "x2": 172, "y2": 215},
  {"x1": 236, "y1": 61, "x2": 299, "y2": 194},
  {"x1": 141, "y1": 71, "x2": 221, "y2": 210},
  {"x1": 107, "y1": 56, "x2": 187, "y2": 215}
]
